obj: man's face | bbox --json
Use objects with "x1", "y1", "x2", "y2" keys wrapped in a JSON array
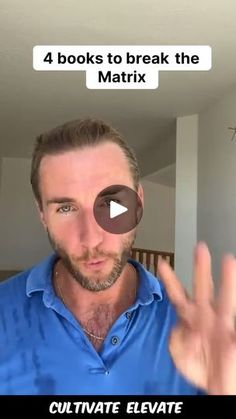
[{"x1": 38, "y1": 142, "x2": 143, "y2": 291}]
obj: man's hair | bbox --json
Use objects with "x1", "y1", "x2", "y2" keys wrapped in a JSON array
[{"x1": 30, "y1": 117, "x2": 140, "y2": 208}]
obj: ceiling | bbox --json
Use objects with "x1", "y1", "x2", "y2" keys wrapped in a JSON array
[
  {"x1": 145, "y1": 164, "x2": 176, "y2": 188},
  {"x1": 1, "y1": 0, "x2": 236, "y2": 169}
]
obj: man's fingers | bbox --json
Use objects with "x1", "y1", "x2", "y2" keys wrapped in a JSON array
[
  {"x1": 193, "y1": 242, "x2": 214, "y2": 304},
  {"x1": 158, "y1": 258, "x2": 190, "y2": 315},
  {"x1": 217, "y1": 254, "x2": 236, "y2": 324}
]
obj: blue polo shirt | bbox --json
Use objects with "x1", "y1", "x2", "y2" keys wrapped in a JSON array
[{"x1": 0, "y1": 254, "x2": 201, "y2": 395}]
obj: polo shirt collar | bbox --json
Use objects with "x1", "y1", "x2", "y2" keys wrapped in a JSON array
[
  {"x1": 26, "y1": 253, "x2": 58, "y2": 300},
  {"x1": 128, "y1": 258, "x2": 163, "y2": 306},
  {"x1": 26, "y1": 253, "x2": 163, "y2": 306}
]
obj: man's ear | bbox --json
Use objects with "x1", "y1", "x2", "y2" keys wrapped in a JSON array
[
  {"x1": 137, "y1": 183, "x2": 144, "y2": 208},
  {"x1": 35, "y1": 200, "x2": 47, "y2": 230}
]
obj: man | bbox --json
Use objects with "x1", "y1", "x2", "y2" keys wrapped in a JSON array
[{"x1": 0, "y1": 118, "x2": 236, "y2": 395}]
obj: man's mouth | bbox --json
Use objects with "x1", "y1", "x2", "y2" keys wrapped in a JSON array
[{"x1": 83, "y1": 259, "x2": 106, "y2": 269}]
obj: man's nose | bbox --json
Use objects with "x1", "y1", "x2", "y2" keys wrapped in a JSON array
[{"x1": 78, "y1": 210, "x2": 104, "y2": 248}]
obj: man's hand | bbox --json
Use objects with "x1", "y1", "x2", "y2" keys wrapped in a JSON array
[{"x1": 158, "y1": 242, "x2": 236, "y2": 395}]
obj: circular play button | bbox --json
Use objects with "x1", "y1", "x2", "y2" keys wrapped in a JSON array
[{"x1": 93, "y1": 184, "x2": 143, "y2": 234}]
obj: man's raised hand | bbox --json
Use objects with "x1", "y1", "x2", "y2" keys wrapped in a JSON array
[{"x1": 158, "y1": 242, "x2": 236, "y2": 395}]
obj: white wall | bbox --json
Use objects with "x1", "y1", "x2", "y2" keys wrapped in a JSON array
[
  {"x1": 135, "y1": 178, "x2": 175, "y2": 252},
  {"x1": 198, "y1": 86, "x2": 236, "y2": 280},
  {"x1": 175, "y1": 115, "x2": 198, "y2": 290},
  {"x1": 139, "y1": 130, "x2": 176, "y2": 177},
  {"x1": 0, "y1": 157, "x2": 51, "y2": 270}
]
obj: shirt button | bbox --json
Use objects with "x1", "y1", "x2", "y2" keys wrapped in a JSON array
[
  {"x1": 111, "y1": 336, "x2": 119, "y2": 345},
  {"x1": 126, "y1": 312, "x2": 132, "y2": 319}
]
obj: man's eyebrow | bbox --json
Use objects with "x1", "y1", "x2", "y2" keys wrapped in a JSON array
[
  {"x1": 46, "y1": 197, "x2": 77, "y2": 206},
  {"x1": 46, "y1": 187, "x2": 126, "y2": 206},
  {"x1": 98, "y1": 186, "x2": 125, "y2": 197}
]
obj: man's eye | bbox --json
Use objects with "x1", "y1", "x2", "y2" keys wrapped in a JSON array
[
  {"x1": 103, "y1": 198, "x2": 120, "y2": 207},
  {"x1": 57, "y1": 205, "x2": 75, "y2": 214}
]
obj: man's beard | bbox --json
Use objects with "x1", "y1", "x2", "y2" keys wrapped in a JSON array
[{"x1": 47, "y1": 229, "x2": 136, "y2": 292}]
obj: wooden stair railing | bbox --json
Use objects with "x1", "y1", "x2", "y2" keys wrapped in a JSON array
[{"x1": 130, "y1": 247, "x2": 174, "y2": 276}]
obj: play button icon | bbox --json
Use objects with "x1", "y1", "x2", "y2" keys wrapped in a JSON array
[
  {"x1": 110, "y1": 200, "x2": 128, "y2": 219},
  {"x1": 93, "y1": 184, "x2": 143, "y2": 234}
]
